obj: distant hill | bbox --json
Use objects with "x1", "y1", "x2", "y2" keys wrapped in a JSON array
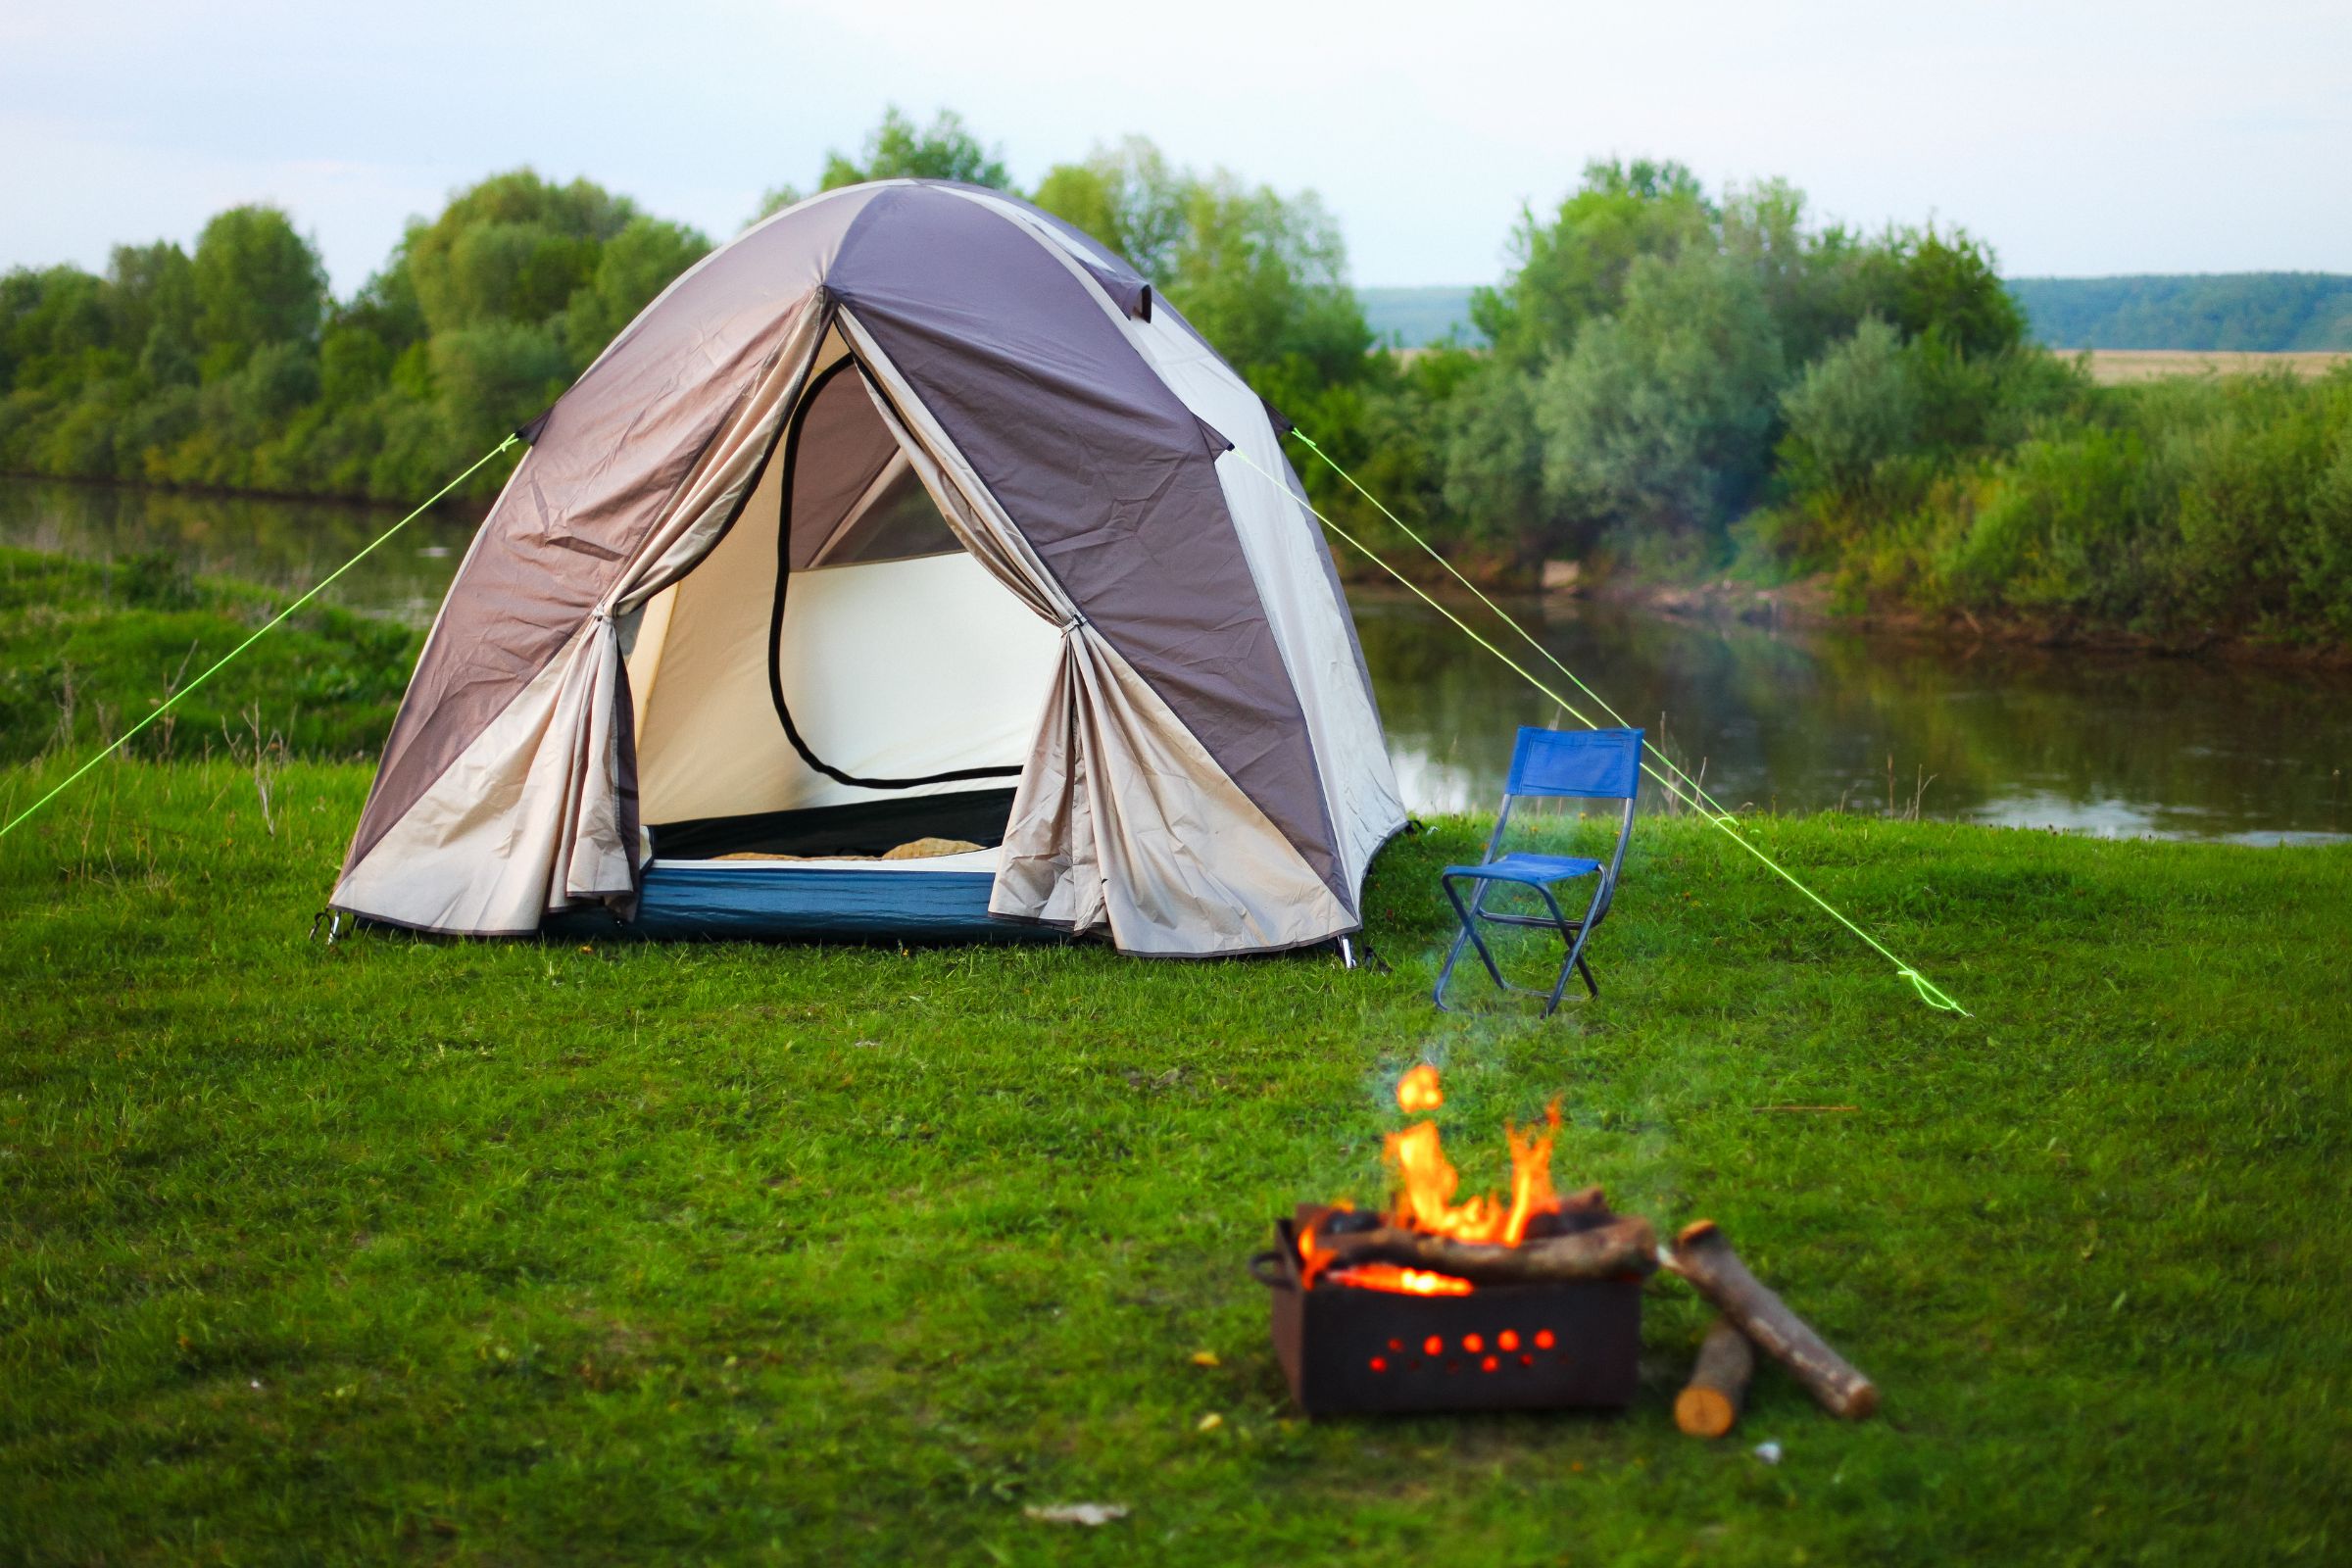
[
  {"x1": 1359, "y1": 285, "x2": 1483, "y2": 348},
  {"x1": 2008, "y1": 274, "x2": 2352, "y2": 351},
  {"x1": 1359, "y1": 275, "x2": 2352, "y2": 354}
]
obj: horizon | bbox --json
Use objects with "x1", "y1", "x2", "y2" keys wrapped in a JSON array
[{"x1": 5, "y1": 0, "x2": 2347, "y2": 297}]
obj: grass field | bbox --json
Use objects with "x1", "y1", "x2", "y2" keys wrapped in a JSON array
[{"x1": 4, "y1": 757, "x2": 2348, "y2": 1564}]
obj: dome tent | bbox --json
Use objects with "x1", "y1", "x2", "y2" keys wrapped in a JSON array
[{"x1": 332, "y1": 179, "x2": 1406, "y2": 956}]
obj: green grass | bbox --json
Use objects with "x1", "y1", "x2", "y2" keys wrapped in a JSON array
[
  {"x1": 3, "y1": 759, "x2": 2348, "y2": 1565},
  {"x1": 0, "y1": 546, "x2": 418, "y2": 766}
]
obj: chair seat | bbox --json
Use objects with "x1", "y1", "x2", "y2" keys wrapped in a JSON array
[{"x1": 1443, "y1": 853, "x2": 1602, "y2": 886}]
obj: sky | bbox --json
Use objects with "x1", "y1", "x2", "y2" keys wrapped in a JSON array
[{"x1": 4, "y1": 0, "x2": 2348, "y2": 297}]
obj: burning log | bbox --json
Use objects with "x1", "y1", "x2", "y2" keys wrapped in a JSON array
[
  {"x1": 1673, "y1": 1317, "x2": 1754, "y2": 1438},
  {"x1": 1308, "y1": 1213, "x2": 1658, "y2": 1285},
  {"x1": 1663, "y1": 1220, "x2": 1878, "y2": 1420},
  {"x1": 1527, "y1": 1184, "x2": 1611, "y2": 1236}
]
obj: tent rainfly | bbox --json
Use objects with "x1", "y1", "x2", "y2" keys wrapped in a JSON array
[{"x1": 331, "y1": 180, "x2": 1407, "y2": 956}]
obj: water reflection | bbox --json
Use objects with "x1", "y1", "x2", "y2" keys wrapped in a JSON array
[
  {"x1": 1356, "y1": 590, "x2": 2350, "y2": 846},
  {"x1": 0, "y1": 476, "x2": 479, "y2": 626},
  {"x1": 2, "y1": 478, "x2": 2342, "y2": 845}
]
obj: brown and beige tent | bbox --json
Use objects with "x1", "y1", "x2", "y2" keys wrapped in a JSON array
[{"x1": 331, "y1": 179, "x2": 1406, "y2": 956}]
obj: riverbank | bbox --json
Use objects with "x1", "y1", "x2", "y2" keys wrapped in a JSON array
[
  {"x1": 4, "y1": 758, "x2": 2348, "y2": 1563},
  {"x1": 11, "y1": 525, "x2": 2348, "y2": 844},
  {"x1": 1582, "y1": 571, "x2": 2352, "y2": 668},
  {"x1": 0, "y1": 546, "x2": 420, "y2": 764}
]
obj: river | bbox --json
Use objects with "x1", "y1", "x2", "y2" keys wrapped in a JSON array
[{"x1": 5, "y1": 476, "x2": 2345, "y2": 846}]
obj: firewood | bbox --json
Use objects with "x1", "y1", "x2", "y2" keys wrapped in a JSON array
[
  {"x1": 1663, "y1": 1220, "x2": 1878, "y2": 1420},
  {"x1": 1312, "y1": 1213, "x2": 1658, "y2": 1284},
  {"x1": 1673, "y1": 1317, "x2": 1754, "y2": 1438}
]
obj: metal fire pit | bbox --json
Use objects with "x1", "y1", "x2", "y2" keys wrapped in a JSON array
[{"x1": 1254, "y1": 1208, "x2": 1642, "y2": 1417}]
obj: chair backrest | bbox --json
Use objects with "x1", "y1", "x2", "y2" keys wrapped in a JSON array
[
  {"x1": 1486, "y1": 727, "x2": 1645, "y2": 927},
  {"x1": 1504, "y1": 726, "x2": 1644, "y2": 802}
]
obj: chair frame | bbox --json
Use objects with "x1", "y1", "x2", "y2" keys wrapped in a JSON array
[{"x1": 1434, "y1": 728, "x2": 1642, "y2": 1016}]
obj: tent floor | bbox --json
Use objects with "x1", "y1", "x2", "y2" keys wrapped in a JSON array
[{"x1": 540, "y1": 860, "x2": 1069, "y2": 945}]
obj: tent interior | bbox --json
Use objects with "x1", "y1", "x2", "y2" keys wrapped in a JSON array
[{"x1": 619, "y1": 330, "x2": 1063, "y2": 886}]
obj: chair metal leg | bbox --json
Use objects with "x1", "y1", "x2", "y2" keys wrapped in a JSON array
[
  {"x1": 1550, "y1": 877, "x2": 1616, "y2": 1011},
  {"x1": 1435, "y1": 875, "x2": 1507, "y2": 1011},
  {"x1": 1432, "y1": 923, "x2": 1471, "y2": 1011},
  {"x1": 1534, "y1": 884, "x2": 1581, "y2": 1016},
  {"x1": 1440, "y1": 872, "x2": 1615, "y2": 1017}
]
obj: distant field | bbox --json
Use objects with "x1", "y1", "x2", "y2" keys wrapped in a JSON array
[
  {"x1": 1379, "y1": 344, "x2": 2352, "y2": 383},
  {"x1": 2082, "y1": 349, "x2": 2351, "y2": 383}
]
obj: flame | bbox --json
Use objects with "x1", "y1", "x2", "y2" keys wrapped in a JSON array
[
  {"x1": 1296, "y1": 1216, "x2": 1333, "y2": 1289},
  {"x1": 1501, "y1": 1100, "x2": 1562, "y2": 1247},
  {"x1": 1298, "y1": 1069, "x2": 1574, "y2": 1296},
  {"x1": 1382, "y1": 1087, "x2": 1563, "y2": 1246}
]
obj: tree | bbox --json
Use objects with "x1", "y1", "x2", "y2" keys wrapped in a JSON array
[
  {"x1": 399, "y1": 172, "x2": 638, "y2": 336},
  {"x1": 562, "y1": 216, "x2": 711, "y2": 360},
  {"x1": 1472, "y1": 159, "x2": 1714, "y2": 367},
  {"x1": 1030, "y1": 137, "x2": 1189, "y2": 283},
  {"x1": 190, "y1": 206, "x2": 327, "y2": 372},
  {"x1": 1777, "y1": 316, "x2": 1920, "y2": 499},
  {"x1": 102, "y1": 241, "x2": 198, "y2": 385},
  {"x1": 747, "y1": 184, "x2": 803, "y2": 227},
  {"x1": 1861, "y1": 224, "x2": 2024, "y2": 359},
  {"x1": 1163, "y1": 172, "x2": 1369, "y2": 393},
  {"x1": 819, "y1": 108, "x2": 1010, "y2": 191},
  {"x1": 1535, "y1": 248, "x2": 1786, "y2": 548}
]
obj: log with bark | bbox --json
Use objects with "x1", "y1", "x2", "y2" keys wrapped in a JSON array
[
  {"x1": 1662, "y1": 1219, "x2": 1877, "y2": 1419},
  {"x1": 1310, "y1": 1212, "x2": 1658, "y2": 1284},
  {"x1": 1674, "y1": 1317, "x2": 1754, "y2": 1438}
]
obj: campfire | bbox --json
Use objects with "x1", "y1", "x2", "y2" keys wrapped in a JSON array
[
  {"x1": 1294, "y1": 1063, "x2": 1659, "y2": 1297},
  {"x1": 1256, "y1": 1063, "x2": 1880, "y2": 1426},
  {"x1": 1256, "y1": 1063, "x2": 1651, "y2": 1415}
]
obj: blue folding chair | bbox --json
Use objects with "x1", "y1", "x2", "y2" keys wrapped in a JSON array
[{"x1": 1434, "y1": 726, "x2": 1644, "y2": 1016}]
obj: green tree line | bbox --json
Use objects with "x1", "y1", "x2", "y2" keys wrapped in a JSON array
[
  {"x1": 4, "y1": 110, "x2": 2347, "y2": 645},
  {"x1": 2008, "y1": 273, "x2": 2352, "y2": 352}
]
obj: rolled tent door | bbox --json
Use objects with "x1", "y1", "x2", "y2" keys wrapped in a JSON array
[
  {"x1": 945, "y1": 186, "x2": 1404, "y2": 902},
  {"x1": 332, "y1": 302, "x2": 831, "y2": 933},
  {"x1": 841, "y1": 310, "x2": 1355, "y2": 954}
]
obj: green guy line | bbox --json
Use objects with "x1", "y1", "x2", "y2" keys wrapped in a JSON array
[
  {"x1": 1225, "y1": 442, "x2": 1969, "y2": 1017},
  {"x1": 0, "y1": 435, "x2": 519, "y2": 841},
  {"x1": 1292, "y1": 427, "x2": 1745, "y2": 829}
]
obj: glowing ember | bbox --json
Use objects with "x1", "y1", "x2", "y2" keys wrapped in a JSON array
[
  {"x1": 1299, "y1": 1065, "x2": 1573, "y2": 1297},
  {"x1": 1328, "y1": 1265, "x2": 1473, "y2": 1297}
]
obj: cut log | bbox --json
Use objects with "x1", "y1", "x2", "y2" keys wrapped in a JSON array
[
  {"x1": 1674, "y1": 1317, "x2": 1754, "y2": 1438},
  {"x1": 1312, "y1": 1213, "x2": 1658, "y2": 1284},
  {"x1": 1664, "y1": 1220, "x2": 1877, "y2": 1419}
]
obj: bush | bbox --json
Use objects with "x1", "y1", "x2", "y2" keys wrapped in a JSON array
[{"x1": 1535, "y1": 248, "x2": 1785, "y2": 547}]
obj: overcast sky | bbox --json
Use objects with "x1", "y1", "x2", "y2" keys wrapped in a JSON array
[{"x1": 5, "y1": 0, "x2": 2347, "y2": 296}]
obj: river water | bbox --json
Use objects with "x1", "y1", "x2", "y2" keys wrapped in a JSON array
[{"x1": 5, "y1": 476, "x2": 2345, "y2": 846}]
